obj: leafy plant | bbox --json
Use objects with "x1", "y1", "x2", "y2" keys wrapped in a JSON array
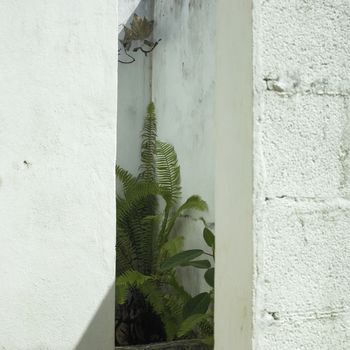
[
  {"x1": 161, "y1": 223, "x2": 215, "y2": 346},
  {"x1": 115, "y1": 103, "x2": 214, "y2": 346}
]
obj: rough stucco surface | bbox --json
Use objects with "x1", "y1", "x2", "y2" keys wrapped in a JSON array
[
  {"x1": 0, "y1": 1, "x2": 116, "y2": 349},
  {"x1": 254, "y1": 0, "x2": 350, "y2": 348}
]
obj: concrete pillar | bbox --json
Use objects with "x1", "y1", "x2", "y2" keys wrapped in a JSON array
[
  {"x1": 215, "y1": 0, "x2": 253, "y2": 348},
  {"x1": 0, "y1": 1, "x2": 116, "y2": 349},
  {"x1": 216, "y1": 0, "x2": 350, "y2": 349}
]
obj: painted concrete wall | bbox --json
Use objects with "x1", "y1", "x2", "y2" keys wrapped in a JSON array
[
  {"x1": 253, "y1": 1, "x2": 350, "y2": 349},
  {"x1": 215, "y1": 0, "x2": 253, "y2": 348},
  {"x1": 152, "y1": 0, "x2": 216, "y2": 294},
  {"x1": 0, "y1": 1, "x2": 116, "y2": 349}
]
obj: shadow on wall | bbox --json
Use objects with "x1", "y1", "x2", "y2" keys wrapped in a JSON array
[
  {"x1": 76, "y1": 3, "x2": 152, "y2": 350},
  {"x1": 75, "y1": 2, "x2": 157, "y2": 349},
  {"x1": 74, "y1": 284, "x2": 115, "y2": 350}
]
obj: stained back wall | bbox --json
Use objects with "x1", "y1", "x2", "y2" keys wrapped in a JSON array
[
  {"x1": 152, "y1": 0, "x2": 216, "y2": 294},
  {"x1": 117, "y1": 0, "x2": 216, "y2": 295}
]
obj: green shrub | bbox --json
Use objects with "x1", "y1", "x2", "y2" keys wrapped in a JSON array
[{"x1": 116, "y1": 103, "x2": 214, "y2": 347}]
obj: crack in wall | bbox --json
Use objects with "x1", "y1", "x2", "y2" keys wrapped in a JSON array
[
  {"x1": 264, "y1": 195, "x2": 350, "y2": 204},
  {"x1": 263, "y1": 75, "x2": 350, "y2": 97},
  {"x1": 264, "y1": 305, "x2": 350, "y2": 324}
]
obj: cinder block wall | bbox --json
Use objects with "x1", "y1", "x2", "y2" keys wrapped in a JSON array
[{"x1": 253, "y1": 1, "x2": 350, "y2": 348}]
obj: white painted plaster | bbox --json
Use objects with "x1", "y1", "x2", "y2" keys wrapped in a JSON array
[
  {"x1": 253, "y1": 0, "x2": 350, "y2": 348},
  {"x1": 0, "y1": 1, "x2": 116, "y2": 349},
  {"x1": 215, "y1": 0, "x2": 253, "y2": 349}
]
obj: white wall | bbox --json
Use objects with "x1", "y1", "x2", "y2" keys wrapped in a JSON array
[
  {"x1": 253, "y1": 0, "x2": 350, "y2": 349},
  {"x1": 153, "y1": 0, "x2": 216, "y2": 294},
  {"x1": 215, "y1": 0, "x2": 253, "y2": 348},
  {"x1": 0, "y1": 1, "x2": 116, "y2": 349}
]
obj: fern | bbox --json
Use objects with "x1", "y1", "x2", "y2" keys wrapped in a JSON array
[
  {"x1": 116, "y1": 228, "x2": 135, "y2": 274},
  {"x1": 139, "y1": 102, "x2": 157, "y2": 181},
  {"x1": 117, "y1": 180, "x2": 161, "y2": 275},
  {"x1": 116, "y1": 165, "x2": 137, "y2": 195},
  {"x1": 116, "y1": 103, "x2": 211, "y2": 345},
  {"x1": 156, "y1": 140, "x2": 181, "y2": 206},
  {"x1": 116, "y1": 270, "x2": 152, "y2": 304},
  {"x1": 177, "y1": 314, "x2": 208, "y2": 338}
]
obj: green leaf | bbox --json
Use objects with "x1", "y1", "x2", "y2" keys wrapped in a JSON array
[
  {"x1": 160, "y1": 249, "x2": 204, "y2": 271},
  {"x1": 204, "y1": 268, "x2": 215, "y2": 288},
  {"x1": 201, "y1": 336, "x2": 214, "y2": 347},
  {"x1": 179, "y1": 195, "x2": 208, "y2": 213},
  {"x1": 183, "y1": 292, "x2": 211, "y2": 319},
  {"x1": 203, "y1": 227, "x2": 215, "y2": 248},
  {"x1": 164, "y1": 195, "x2": 208, "y2": 240},
  {"x1": 177, "y1": 314, "x2": 208, "y2": 337},
  {"x1": 181, "y1": 260, "x2": 211, "y2": 269},
  {"x1": 160, "y1": 236, "x2": 184, "y2": 257}
]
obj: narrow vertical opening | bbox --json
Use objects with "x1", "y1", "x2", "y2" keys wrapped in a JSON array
[{"x1": 116, "y1": 1, "x2": 217, "y2": 349}]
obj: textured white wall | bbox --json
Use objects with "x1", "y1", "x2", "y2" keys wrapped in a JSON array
[
  {"x1": 253, "y1": 0, "x2": 350, "y2": 349},
  {"x1": 0, "y1": 1, "x2": 116, "y2": 349},
  {"x1": 153, "y1": 0, "x2": 216, "y2": 295}
]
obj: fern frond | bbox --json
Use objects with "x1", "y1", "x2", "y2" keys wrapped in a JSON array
[
  {"x1": 123, "y1": 180, "x2": 159, "y2": 202},
  {"x1": 201, "y1": 335, "x2": 214, "y2": 347},
  {"x1": 116, "y1": 165, "x2": 137, "y2": 195},
  {"x1": 156, "y1": 140, "x2": 181, "y2": 206},
  {"x1": 117, "y1": 182, "x2": 159, "y2": 275},
  {"x1": 116, "y1": 228, "x2": 135, "y2": 274},
  {"x1": 198, "y1": 316, "x2": 214, "y2": 337},
  {"x1": 133, "y1": 277, "x2": 180, "y2": 340},
  {"x1": 165, "y1": 272, "x2": 191, "y2": 304},
  {"x1": 116, "y1": 270, "x2": 151, "y2": 304},
  {"x1": 139, "y1": 102, "x2": 157, "y2": 181},
  {"x1": 177, "y1": 314, "x2": 208, "y2": 338}
]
